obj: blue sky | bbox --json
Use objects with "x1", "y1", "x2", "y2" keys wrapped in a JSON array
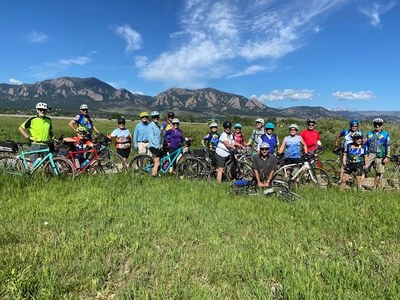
[{"x1": 1, "y1": 0, "x2": 399, "y2": 111}]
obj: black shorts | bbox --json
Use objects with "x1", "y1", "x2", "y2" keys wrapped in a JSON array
[
  {"x1": 117, "y1": 148, "x2": 131, "y2": 159},
  {"x1": 284, "y1": 157, "x2": 303, "y2": 165},
  {"x1": 149, "y1": 147, "x2": 161, "y2": 158},
  {"x1": 215, "y1": 153, "x2": 229, "y2": 168},
  {"x1": 344, "y1": 163, "x2": 363, "y2": 176}
]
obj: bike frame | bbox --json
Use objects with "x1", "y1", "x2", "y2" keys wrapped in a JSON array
[
  {"x1": 65, "y1": 146, "x2": 101, "y2": 173},
  {"x1": 143, "y1": 147, "x2": 185, "y2": 174},
  {"x1": 18, "y1": 146, "x2": 60, "y2": 175},
  {"x1": 275, "y1": 159, "x2": 318, "y2": 184}
]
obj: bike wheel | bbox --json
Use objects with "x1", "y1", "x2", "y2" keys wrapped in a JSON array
[
  {"x1": 0, "y1": 156, "x2": 24, "y2": 175},
  {"x1": 383, "y1": 166, "x2": 400, "y2": 189},
  {"x1": 42, "y1": 156, "x2": 76, "y2": 180},
  {"x1": 128, "y1": 154, "x2": 154, "y2": 174},
  {"x1": 176, "y1": 157, "x2": 207, "y2": 180},
  {"x1": 101, "y1": 148, "x2": 127, "y2": 172},
  {"x1": 300, "y1": 167, "x2": 331, "y2": 188},
  {"x1": 225, "y1": 161, "x2": 254, "y2": 181},
  {"x1": 271, "y1": 180, "x2": 301, "y2": 203}
]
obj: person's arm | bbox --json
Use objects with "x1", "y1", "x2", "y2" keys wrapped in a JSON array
[
  {"x1": 18, "y1": 126, "x2": 30, "y2": 140},
  {"x1": 63, "y1": 137, "x2": 75, "y2": 143},
  {"x1": 278, "y1": 138, "x2": 286, "y2": 155},
  {"x1": 68, "y1": 119, "x2": 76, "y2": 132},
  {"x1": 300, "y1": 136, "x2": 308, "y2": 153},
  {"x1": 92, "y1": 125, "x2": 100, "y2": 134}
]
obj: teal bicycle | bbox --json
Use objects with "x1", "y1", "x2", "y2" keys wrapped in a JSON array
[
  {"x1": 0, "y1": 140, "x2": 76, "y2": 179},
  {"x1": 129, "y1": 143, "x2": 206, "y2": 179}
]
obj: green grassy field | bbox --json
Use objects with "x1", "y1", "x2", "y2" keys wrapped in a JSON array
[{"x1": 1, "y1": 115, "x2": 399, "y2": 299}]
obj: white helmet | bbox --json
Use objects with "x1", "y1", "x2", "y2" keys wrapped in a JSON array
[
  {"x1": 289, "y1": 124, "x2": 299, "y2": 130},
  {"x1": 209, "y1": 122, "x2": 218, "y2": 128},
  {"x1": 259, "y1": 142, "x2": 270, "y2": 149},
  {"x1": 373, "y1": 118, "x2": 384, "y2": 124},
  {"x1": 172, "y1": 118, "x2": 180, "y2": 123},
  {"x1": 80, "y1": 104, "x2": 89, "y2": 110},
  {"x1": 151, "y1": 111, "x2": 160, "y2": 117},
  {"x1": 36, "y1": 102, "x2": 48, "y2": 110},
  {"x1": 256, "y1": 118, "x2": 265, "y2": 125}
]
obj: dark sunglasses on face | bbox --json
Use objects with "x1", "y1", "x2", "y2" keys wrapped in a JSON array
[
  {"x1": 308, "y1": 123, "x2": 315, "y2": 126},
  {"x1": 260, "y1": 148, "x2": 269, "y2": 151},
  {"x1": 81, "y1": 109, "x2": 88, "y2": 112},
  {"x1": 374, "y1": 123, "x2": 383, "y2": 127},
  {"x1": 38, "y1": 109, "x2": 47, "y2": 112},
  {"x1": 172, "y1": 123, "x2": 179, "y2": 125}
]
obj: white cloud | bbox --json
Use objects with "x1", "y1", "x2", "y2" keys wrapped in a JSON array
[
  {"x1": 58, "y1": 56, "x2": 92, "y2": 66},
  {"x1": 255, "y1": 89, "x2": 315, "y2": 102},
  {"x1": 9, "y1": 78, "x2": 23, "y2": 85},
  {"x1": 131, "y1": 90, "x2": 144, "y2": 95},
  {"x1": 333, "y1": 91, "x2": 375, "y2": 100},
  {"x1": 114, "y1": 24, "x2": 142, "y2": 52},
  {"x1": 136, "y1": 0, "x2": 347, "y2": 87},
  {"x1": 357, "y1": 1, "x2": 396, "y2": 27},
  {"x1": 27, "y1": 31, "x2": 48, "y2": 43}
]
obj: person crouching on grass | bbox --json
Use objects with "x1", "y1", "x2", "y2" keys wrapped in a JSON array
[
  {"x1": 340, "y1": 131, "x2": 368, "y2": 190},
  {"x1": 252, "y1": 142, "x2": 278, "y2": 188}
]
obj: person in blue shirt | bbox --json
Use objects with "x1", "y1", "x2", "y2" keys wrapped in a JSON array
[
  {"x1": 68, "y1": 104, "x2": 99, "y2": 139},
  {"x1": 256, "y1": 122, "x2": 279, "y2": 154},
  {"x1": 133, "y1": 111, "x2": 150, "y2": 155},
  {"x1": 147, "y1": 111, "x2": 162, "y2": 176},
  {"x1": 365, "y1": 118, "x2": 391, "y2": 189}
]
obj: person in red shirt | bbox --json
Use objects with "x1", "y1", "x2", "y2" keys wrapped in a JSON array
[{"x1": 300, "y1": 119, "x2": 321, "y2": 154}]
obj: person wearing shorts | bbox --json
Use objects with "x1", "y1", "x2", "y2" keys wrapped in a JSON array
[
  {"x1": 148, "y1": 111, "x2": 162, "y2": 176},
  {"x1": 108, "y1": 117, "x2": 132, "y2": 163}
]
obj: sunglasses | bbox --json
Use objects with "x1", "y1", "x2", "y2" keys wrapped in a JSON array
[
  {"x1": 351, "y1": 125, "x2": 358, "y2": 127},
  {"x1": 374, "y1": 123, "x2": 383, "y2": 127},
  {"x1": 81, "y1": 109, "x2": 88, "y2": 112},
  {"x1": 38, "y1": 109, "x2": 47, "y2": 112},
  {"x1": 308, "y1": 123, "x2": 315, "y2": 126},
  {"x1": 260, "y1": 148, "x2": 269, "y2": 151},
  {"x1": 172, "y1": 123, "x2": 179, "y2": 125}
]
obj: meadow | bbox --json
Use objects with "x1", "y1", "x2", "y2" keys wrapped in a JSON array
[{"x1": 0, "y1": 115, "x2": 399, "y2": 299}]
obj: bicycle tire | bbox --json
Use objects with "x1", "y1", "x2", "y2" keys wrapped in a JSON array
[
  {"x1": 320, "y1": 159, "x2": 340, "y2": 182},
  {"x1": 128, "y1": 154, "x2": 154, "y2": 174},
  {"x1": 176, "y1": 157, "x2": 207, "y2": 180},
  {"x1": 225, "y1": 160, "x2": 254, "y2": 181},
  {"x1": 100, "y1": 148, "x2": 128, "y2": 172},
  {"x1": 300, "y1": 167, "x2": 331, "y2": 188},
  {"x1": 383, "y1": 165, "x2": 400, "y2": 189},
  {"x1": 42, "y1": 156, "x2": 76, "y2": 180},
  {"x1": 0, "y1": 156, "x2": 24, "y2": 175}
]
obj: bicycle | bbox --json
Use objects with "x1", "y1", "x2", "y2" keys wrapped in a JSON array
[
  {"x1": 383, "y1": 155, "x2": 400, "y2": 189},
  {"x1": 0, "y1": 139, "x2": 76, "y2": 179},
  {"x1": 274, "y1": 153, "x2": 331, "y2": 188},
  {"x1": 231, "y1": 178, "x2": 303, "y2": 203},
  {"x1": 129, "y1": 141, "x2": 206, "y2": 179}
]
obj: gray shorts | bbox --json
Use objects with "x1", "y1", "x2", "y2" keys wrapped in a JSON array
[{"x1": 215, "y1": 153, "x2": 229, "y2": 168}]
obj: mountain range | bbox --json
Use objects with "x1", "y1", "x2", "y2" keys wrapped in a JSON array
[{"x1": 0, "y1": 77, "x2": 397, "y2": 121}]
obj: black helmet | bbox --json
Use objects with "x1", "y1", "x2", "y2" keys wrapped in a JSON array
[
  {"x1": 167, "y1": 112, "x2": 175, "y2": 118},
  {"x1": 352, "y1": 131, "x2": 363, "y2": 140},
  {"x1": 117, "y1": 117, "x2": 126, "y2": 124},
  {"x1": 223, "y1": 121, "x2": 232, "y2": 128}
]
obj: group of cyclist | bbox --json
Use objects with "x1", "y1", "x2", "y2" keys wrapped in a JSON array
[{"x1": 18, "y1": 102, "x2": 391, "y2": 190}]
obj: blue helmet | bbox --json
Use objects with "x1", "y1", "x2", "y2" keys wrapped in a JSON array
[
  {"x1": 265, "y1": 122, "x2": 275, "y2": 130},
  {"x1": 349, "y1": 119, "x2": 359, "y2": 126}
]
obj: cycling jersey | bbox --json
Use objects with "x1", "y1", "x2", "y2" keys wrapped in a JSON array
[
  {"x1": 110, "y1": 128, "x2": 131, "y2": 149},
  {"x1": 248, "y1": 128, "x2": 264, "y2": 148},
  {"x1": 345, "y1": 143, "x2": 368, "y2": 164},
  {"x1": 283, "y1": 135, "x2": 302, "y2": 158},
  {"x1": 20, "y1": 116, "x2": 53, "y2": 143},
  {"x1": 67, "y1": 136, "x2": 94, "y2": 150},
  {"x1": 365, "y1": 130, "x2": 390, "y2": 158},
  {"x1": 203, "y1": 132, "x2": 220, "y2": 150},
  {"x1": 256, "y1": 133, "x2": 279, "y2": 153},
  {"x1": 73, "y1": 114, "x2": 94, "y2": 134},
  {"x1": 338, "y1": 129, "x2": 364, "y2": 150},
  {"x1": 300, "y1": 129, "x2": 320, "y2": 152}
]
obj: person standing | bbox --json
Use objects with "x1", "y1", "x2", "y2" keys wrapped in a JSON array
[
  {"x1": 252, "y1": 142, "x2": 278, "y2": 188},
  {"x1": 365, "y1": 118, "x2": 390, "y2": 189},
  {"x1": 148, "y1": 111, "x2": 162, "y2": 176},
  {"x1": 248, "y1": 118, "x2": 265, "y2": 151},
  {"x1": 68, "y1": 104, "x2": 99, "y2": 139},
  {"x1": 133, "y1": 111, "x2": 150, "y2": 155},
  {"x1": 108, "y1": 117, "x2": 132, "y2": 163},
  {"x1": 256, "y1": 122, "x2": 279, "y2": 154},
  {"x1": 161, "y1": 111, "x2": 175, "y2": 133},
  {"x1": 233, "y1": 123, "x2": 248, "y2": 148},
  {"x1": 202, "y1": 122, "x2": 220, "y2": 167},
  {"x1": 164, "y1": 118, "x2": 184, "y2": 168},
  {"x1": 300, "y1": 119, "x2": 321, "y2": 154},
  {"x1": 279, "y1": 124, "x2": 307, "y2": 175},
  {"x1": 19, "y1": 102, "x2": 54, "y2": 163}
]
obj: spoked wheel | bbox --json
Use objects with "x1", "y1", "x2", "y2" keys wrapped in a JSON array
[
  {"x1": 300, "y1": 167, "x2": 331, "y2": 188},
  {"x1": 320, "y1": 160, "x2": 340, "y2": 183},
  {"x1": 271, "y1": 180, "x2": 302, "y2": 203},
  {"x1": 128, "y1": 154, "x2": 154, "y2": 174},
  {"x1": 225, "y1": 161, "x2": 254, "y2": 181},
  {"x1": 90, "y1": 158, "x2": 120, "y2": 174},
  {"x1": 100, "y1": 149, "x2": 127, "y2": 172},
  {"x1": 176, "y1": 157, "x2": 207, "y2": 180},
  {"x1": 42, "y1": 156, "x2": 76, "y2": 180},
  {"x1": 0, "y1": 156, "x2": 24, "y2": 175}
]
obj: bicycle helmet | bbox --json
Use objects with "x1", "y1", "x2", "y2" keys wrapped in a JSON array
[
  {"x1": 373, "y1": 118, "x2": 384, "y2": 125},
  {"x1": 307, "y1": 118, "x2": 316, "y2": 124},
  {"x1": 117, "y1": 117, "x2": 126, "y2": 124},
  {"x1": 289, "y1": 124, "x2": 299, "y2": 130},
  {"x1": 209, "y1": 122, "x2": 218, "y2": 128},
  {"x1": 36, "y1": 102, "x2": 48, "y2": 110},
  {"x1": 167, "y1": 112, "x2": 175, "y2": 118},
  {"x1": 256, "y1": 118, "x2": 265, "y2": 125},
  {"x1": 349, "y1": 119, "x2": 359, "y2": 126},
  {"x1": 151, "y1": 111, "x2": 160, "y2": 117},
  {"x1": 234, "y1": 123, "x2": 242, "y2": 129},
  {"x1": 265, "y1": 122, "x2": 275, "y2": 130},
  {"x1": 223, "y1": 121, "x2": 232, "y2": 128},
  {"x1": 80, "y1": 104, "x2": 89, "y2": 110},
  {"x1": 352, "y1": 131, "x2": 363, "y2": 139},
  {"x1": 139, "y1": 111, "x2": 149, "y2": 118},
  {"x1": 259, "y1": 142, "x2": 270, "y2": 149},
  {"x1": 172, "y1": 118, "x2": 180, "y2": 124},
  {"x1": 76, "y1": 126, "x2": 88, "y2": 134}
]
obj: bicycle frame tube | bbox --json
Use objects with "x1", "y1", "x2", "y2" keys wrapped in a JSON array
[
  {"x1": 19, "y1": 147, "x2": 52, "y2": 174},
  {"x1": 66, "y1": 148, "x2": 99, "y2": 172},
  {"x1": 158, "y1": 148, "x2": 183, "y2": 174}
]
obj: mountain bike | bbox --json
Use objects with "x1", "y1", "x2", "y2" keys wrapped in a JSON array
[
  {"x1": 274, "y1": 153, "x2": 331, "y2": 188},
  {"x1": 231, "y1": 178, "x2": 303, "y2": 203},
  {"x1": 0, "y1": 139, "x2": 76, "y2": 179},
  {"x1": 383, "y1": 155, "x2": 400, "y2": 189}
]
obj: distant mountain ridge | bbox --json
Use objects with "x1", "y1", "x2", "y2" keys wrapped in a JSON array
[{"x1": 0, "y1": 77, "x2": 397, "y2": 121}]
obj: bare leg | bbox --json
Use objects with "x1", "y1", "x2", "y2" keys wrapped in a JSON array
[
  {"x1": 217, "y1": 167, "x2": 224, "y2": 183},
  {"x1": 152, "y1": 157, "x2": 160, "y2": 176}
]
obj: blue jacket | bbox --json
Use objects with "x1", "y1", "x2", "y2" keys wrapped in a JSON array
[
  {"x1": 133, "y1": 122, "x2": 150, "y2": 148},
  {"x1": 148, "y1": 121, "x2": 161, "y2": 149}
]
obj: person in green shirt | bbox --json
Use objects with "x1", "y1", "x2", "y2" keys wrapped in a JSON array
[{"x1": 18, "y1": 102, "x2": 54, "y2": 163}]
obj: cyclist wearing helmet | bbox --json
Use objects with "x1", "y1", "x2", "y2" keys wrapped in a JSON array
[
  {"x1": 256, "y1": 122, "x2": 279, "y2": 154},
  {"x1": 215, "y1": 121, "x2": 242, "y2": 182},
  {"x1": 300, "y1": 119, "x2": 321, "y2": 154},
  {"x1": 68, "y1": 104, "x2": 99, "y2": 139},
  {"x1": 161, "y1": 111, "x2": 175, "y2": 132},
  {"x1": 108, "y1": 117, "x2": 132, "y2": 163},
  {"x1": 365, "y1": 118, "x2": 390, "y2": 189},
  {"x1": 19, "y1": 102, "x2": 54, "y2": 163},
  {"x1": 133, "y1": 111, "x2": 150, "y2": 155},
  {"x1": 164, "y1": 118, "x2": 185, "y2": 168},
  {"x1": 248, "y1": 118, "x2": 265, "y2": 150},
  {"x1": 278, "y1": 124, "x2": 307, "y2": 165},
  {"x1": 233, "y1": 123, "x2": 248, "y2": 148},
  {"x1": 202, "y1": 122, "x2": 220, "y2": 167},
  {"x1": 340, "y1": 131, "x2": 369, "y2": 190},
  {"x1": 63, "y1": 126, "x2": 95, "y2": 167},
  {"x1": 148, "y1": 111, "x2": 162, "y2": 176},
  {"x1": 334, "y1": 119, "x2": 363, "y2": 183},
  {"x1": 252, "y1": 142, "x2": 278, "y2": 188}
]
